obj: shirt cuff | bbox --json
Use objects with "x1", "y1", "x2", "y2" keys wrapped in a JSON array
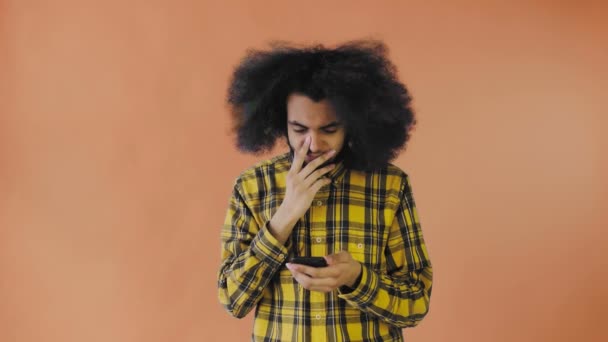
[
  {"x1": 337, "y1": 264, "x2": 379, "y2": 307},
  {"x1": 249, "y1": 221, "x2": 289, "y2": 268}
]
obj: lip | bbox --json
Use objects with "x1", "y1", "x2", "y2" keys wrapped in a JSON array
[{"x1": 305, "y1": 154, "x2": 322, "y2": 162}]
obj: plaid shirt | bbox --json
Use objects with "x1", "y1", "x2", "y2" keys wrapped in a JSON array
[{"x1": 218, "y1": 153, "x2": 432, "y2": 342}]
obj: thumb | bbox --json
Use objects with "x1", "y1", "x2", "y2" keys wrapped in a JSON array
[
  {"x1": 324, "y1": 254, "x2": 337, "y2": 266},
  {"x1": 325, "y1": 251, "x2": 349, "y2": 265}
]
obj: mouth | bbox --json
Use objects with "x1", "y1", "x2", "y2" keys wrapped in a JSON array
[{"x1": 305, "y1": 154, "x2": 322, "y2": 163}]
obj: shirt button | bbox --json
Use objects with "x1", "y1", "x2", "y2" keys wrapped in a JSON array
[
  {"x1": 278, "y1": 254, "x2": 285, "y2": 260},
  {"x1": 315, "y1": 314, "x2": 322, "y2": 320},
  {"x1": 316, "y1": 237, "x2": 323, "y2": 243},
  {"x1": 258, "y1": 286, "x2": 263, "y2": 291},
  {"x1": 357, "y1": 243, "x2": 363, "y2": 249},
  {"x1": 315, "y1": 200, "x2": 323, "y2": 206}
]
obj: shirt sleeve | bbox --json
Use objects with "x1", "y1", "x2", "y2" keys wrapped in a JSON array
[
  {"x1": 337, "y1": 175, "x2": 433, "y2": 328},
  {"x1": 217, "y1": 182, "x2": 289, "y2": 318}
]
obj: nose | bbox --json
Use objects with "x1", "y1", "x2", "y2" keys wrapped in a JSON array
[{"x1": 308, "y1": 132, "x2": 324, "y2": 153}]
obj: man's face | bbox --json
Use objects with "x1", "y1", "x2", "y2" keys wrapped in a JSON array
[{"x1": 286, "y1": 93, "x2": 346, "y2": 165}]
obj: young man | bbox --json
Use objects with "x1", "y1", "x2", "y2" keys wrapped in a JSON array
[{"x1": 218, "y1": 40, "x2": 433, "y2": 342}]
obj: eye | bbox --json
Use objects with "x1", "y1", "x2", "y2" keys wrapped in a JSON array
[
  {"x1": 322, "y1": 128, "x2": 337, "y2": 134},
  {"x1": 293, "y1": 128, "x2": 307, "y2": 133}
]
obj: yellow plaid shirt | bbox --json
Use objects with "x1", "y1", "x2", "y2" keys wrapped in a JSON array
[{"x1": 218, "y1": 153, "x2": 432, "y2": 342}]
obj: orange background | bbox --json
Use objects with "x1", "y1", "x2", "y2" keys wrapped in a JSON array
[{"x1": 1, "y1": 1, "x2": 607, "y2": 341}]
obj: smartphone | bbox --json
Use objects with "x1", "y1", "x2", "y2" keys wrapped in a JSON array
[{"x1": 289, "y1": 256, "x2": 328, "y2": 268}]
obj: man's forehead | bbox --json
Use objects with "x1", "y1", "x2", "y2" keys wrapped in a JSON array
[
  {"x1": 286, "y1": 94, "x2": 339, "y2": 126},
  {"x1": 288, "y1": 119, "x2": 340, "y2": 127}
]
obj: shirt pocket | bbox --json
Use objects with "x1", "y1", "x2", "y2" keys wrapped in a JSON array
[
  {"x1": 342, "y1": 228, "x2": 390, "y2": 274},
  {"x1": 344, "y1": 236, "x2": 381, "y2": 271}
]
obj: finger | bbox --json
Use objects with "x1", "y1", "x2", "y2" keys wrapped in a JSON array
[
  {"x1": 315, "y1": 265, "x2": 342, "y2": 279},
  {"x1": 290, "y1": 269, "x2": 338, "y2": 291},
  {"x1": 289, "y1": 262, "x2": 342, "y2": 279},
  {"x1": 288, "y1": 267, "x2": 314, "y2": 288},
  {"x1": 300, "y1": 149, "x2": 335, "y2": 177},
  {"x1": 310, "y1": 177, "x2": 332, "y2": 193},
  {"x1": 291, "y1": 136, "x2": 311, "y2": 173},
  {"x1": 324, "y1": 252, "x2": 351, "y2": 266},
  {"x1": 331, "y1": 251, "x2": 352, "y2": 263},
  {"x1": 288, "y1": 268, "x2": 338, "y2": 292},
  {"x1": 324, "y1": 254, "x2": 336, "y2": 266},
  {"x1": 287, "y1": 263, "x2": 320, "y2": 278},
  {"x1": 303, "y1": 276, "x2": 341, "y2": 290},
  {"x1": 303, "y1": 164, "x2": 335, "y2": 187}
]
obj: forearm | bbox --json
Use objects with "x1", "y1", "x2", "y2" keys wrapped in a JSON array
[
  {"x1": 218, "y1": 223, "x2": 289, "y2": 318},
  {"x1": 267, "y1": 204, "x2": 300, "y2": 245},
  {"x1": 338, "y1": 265, "x2": 433, "y2": 328}
]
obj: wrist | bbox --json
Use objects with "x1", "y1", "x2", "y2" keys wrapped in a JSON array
[
  {"x1": 268, "y1": 205, "x2": 299, "y2": 245},
  {"x1": 274, "y1": 203, "x2": 299, "y2": 228}
]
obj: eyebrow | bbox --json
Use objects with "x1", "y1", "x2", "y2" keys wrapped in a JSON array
[{"x1": 288, "y1": 120, "x2": 341, "y2": 130}]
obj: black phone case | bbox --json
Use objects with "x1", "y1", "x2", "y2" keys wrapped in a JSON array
[{"x1": 289, "y1": 256, "x2": 328, "y2": 268}]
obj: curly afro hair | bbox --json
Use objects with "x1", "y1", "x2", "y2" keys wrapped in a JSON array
[{"x1": 227, "y1": 39, "x2": 416, "y2": 171}]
